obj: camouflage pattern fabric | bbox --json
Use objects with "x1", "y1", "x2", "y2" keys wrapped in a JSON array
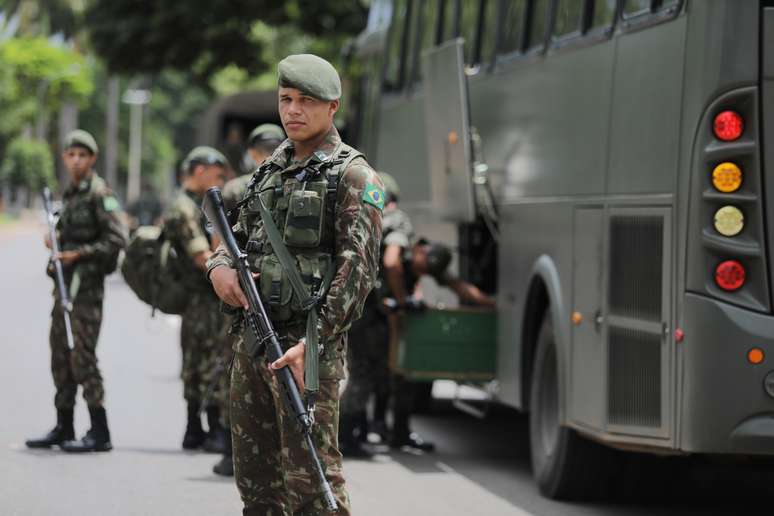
[
  {"x1": 49, "y1": 172, "x2": 126, "y2": 410},
  {"x1": 163, "y1": 189, "x2": 226, "y2": 403},
  {"x1": 221, "y1": 173, "x2": 252, "y2": 213},
  {"x1": 208, "y1": 126, "x2": 382, "y2": 514},
  {"x1": 162, "y1": 190, "x2": 214, "y2": 292},
  {"x1": 180, "y1": 291, "x2": 226, "y2": 403},
  {"x1": 340, "y1": 204, "x2": 411, "y2": 418},
  {"x1": 339, "y1": 307, "x2": 389, "y2": 417},
  {"x1": 230, "y1": 326, "x2": 349, "y2": 516},
  {"x1": 50, "y1": 301, "x2": 104, "y2": 409}
]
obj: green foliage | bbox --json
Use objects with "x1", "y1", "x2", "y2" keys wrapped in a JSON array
[
  {"x1": 85, "y1": 0, "x2": 367, "y2": 82},
  {"x1": 0, "y1": 137, "x2": 55, "y2": 191},
  {"x1": 0, "y1": 37, "x2": 93, "y2": 108}
]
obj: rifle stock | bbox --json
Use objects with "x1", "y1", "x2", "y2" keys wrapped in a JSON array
[
  {"x1": 42, "y1": 187, "x2": 75, "y2": 351},
  {"x1": 202, "y1": 187, "x2": 338, "y2": 512}
]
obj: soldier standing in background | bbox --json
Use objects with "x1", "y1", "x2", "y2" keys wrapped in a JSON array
[
  {"x1": 208, "y1": 54, "x2": 383, "y2": 515},
  {"x1": 212, "y1": 123, "x2": 284, "y2": 477},
  {"x1": 340, "y1": 172, "x2": 496, "y2": 456},
  {"x1": 26, "y1": 130, "x2": 127, "y2": 453},
  {"x1": 162, "y1": 146, "x2": 228, "y2": 451},
  {"x1": 338, "y1": 172, "x2": 404, "y2": 457}
]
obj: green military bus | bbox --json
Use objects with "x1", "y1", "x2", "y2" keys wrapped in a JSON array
[{"x1": 349, "y1": 0, "x2": 774, "y2": 499}]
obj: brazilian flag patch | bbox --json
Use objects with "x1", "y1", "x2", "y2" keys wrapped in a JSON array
[
  {"x1": 103, "y1": 196, "x2": 120, "y2": 212},
  {"x1": 362, "y1": 183, "x2": 385, "y2": 210}
]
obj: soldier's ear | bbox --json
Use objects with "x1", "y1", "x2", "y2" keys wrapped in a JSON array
[{"x1": 329, "y1": 99, "x2": 340, "y2": 117}]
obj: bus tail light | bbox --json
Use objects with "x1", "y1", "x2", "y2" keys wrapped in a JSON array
[
  {"x1": 714, "y1": 111, "x2": 744, "y2": 141},
  {"x1": 715, "y1": 260, "x2": 746, "y2": 291},
  {"x1": 711, "y1": 162, "x2": 742, "y2": 192}
]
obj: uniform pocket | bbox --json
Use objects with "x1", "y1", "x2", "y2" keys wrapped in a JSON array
[
  {"x1": 283, "y1": 183, "x2": 325, "y2": 248},
  {"x1": 258, "y1": 254, "x2": 293, "y2": 321}
]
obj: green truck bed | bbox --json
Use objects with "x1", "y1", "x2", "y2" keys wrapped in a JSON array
[{"x1": 395, "y1": 307, "x2": 497, "y2": 381}]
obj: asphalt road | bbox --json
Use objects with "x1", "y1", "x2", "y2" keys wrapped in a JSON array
[{"x1": 1, "y1": 218, "x2": 773, "y2": 516}]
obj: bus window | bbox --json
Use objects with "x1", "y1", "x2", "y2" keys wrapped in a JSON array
[
  {"x1": 659, "y1": 0, "x2": 679, "y2": 10},
  {"x1": 405, "y1": 0, "x2": 422, "y2": 84},
  {"x1": 623, "y1": 0, "x2": 651, "y2": 17},
  {"x1": 440, "y1": 0, "x2": 459, "y2": 42},
  {"x1": 553, "y1": 0, "x2": 584, "y2": 37},
  {"x1": 526, "y1": 0, "x2": 550, "y2": 50},
  {"x1": 384, "y1": 0, "x2": 410, "y2": 91},
  {"x1": 460, "y1": 0, "x2": 480, "y2": 63},
  {"x1": 420, "y1": 0, "x2": 442, "y2": 52},
  {"x1": 590, "y1": 0, "x2": 616, "y2": 30},
  {"x1": 501, "y1": 0, "x2": 527, "y2": 54},
  {"x1": 479, "y1": 0, "x2": 500, "y2": 65}
]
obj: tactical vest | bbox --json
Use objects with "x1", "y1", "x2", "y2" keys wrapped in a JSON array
[
  {"x1": 238, "y1": 144, "x2": 364, "y2": 325},
  {"x1": 60, "y1": 175, "x2": 104, "y2": 246}
]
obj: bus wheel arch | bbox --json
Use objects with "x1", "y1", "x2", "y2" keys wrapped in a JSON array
[{"x1": 521, "y1": 256, "x2": 566, "y2": 412}]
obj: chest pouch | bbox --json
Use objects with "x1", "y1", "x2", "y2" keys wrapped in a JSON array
[
  {"x1": 283, "y1": 180, "x2": 326, "y2": 248},
  {"x1": 258, "y1": 254, "x2": 294, "y2": 321},
  {"x1": 63, "y1": 200, "x2": 98, "y2": 242}
]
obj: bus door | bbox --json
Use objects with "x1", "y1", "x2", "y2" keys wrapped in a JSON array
[{"x1": 420, "y1": 38, "x2": 476, "y2": 223}]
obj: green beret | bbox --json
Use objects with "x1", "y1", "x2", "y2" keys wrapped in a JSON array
[
  {"x1": 63, "y1": 129, "x2": 98, "y2": 154},
  {"x1": 182, "y1": 146, "x2": 228, "y2": 172},
  {"x1": 247, "y1": 123, "x2": 285, "y2": 146},
  {"x1": 278, "y1": 54, "x2": 341, "y2": 101},
  {"x1": 377, "y1": 172, "x2": 400, "y2": 202}
]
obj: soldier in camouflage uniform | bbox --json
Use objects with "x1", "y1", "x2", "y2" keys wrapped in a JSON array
[
  {"x1": 338, "y1": 172, "x2": 406, "y2": 457},
  {"x1": 26, "y1": 130, "x2": 127, "y2": 453},
  {"x1": 208, "y1": 54, "x2": 383, "y2": 515},
  {"x1": 213, "y1": 123, "x2": 284, "y2": 477},
  {"x1": 162, "y1": 146, "x2": 228, "y2": 451},
  {"x1": 341, "y1": 173, "x2": 496, "y2": 456}
]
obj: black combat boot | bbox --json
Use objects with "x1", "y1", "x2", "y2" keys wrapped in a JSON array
[
  {"x1": 61, "y1": 406, "x2": 112, "y2": 452},
  {"x1": 389, "y1": 410, "x2": 435, "y2": 452},
  {"x1": 339, "y1": 413, "x2": 373, "y2": 458},
  {"x1": 182, "y1": 401, "x2": 206, "y2": 450},
  {"x1": 202, "y1": 406, "x2": 227, "y2": 454},
  {"x1": 212, "y1": 430, "x2": 233, "y2": 477},
  {"x1": 25, "y1": 409, "x2": 75, "y2": 449}
]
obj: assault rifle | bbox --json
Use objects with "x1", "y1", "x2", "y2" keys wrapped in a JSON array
[
  {"x1": 202, "y1": 187, "x2": 338, "y2": 512},
  {"x1": 42, "y1": 187, "x2": 75, "y2": 351}
]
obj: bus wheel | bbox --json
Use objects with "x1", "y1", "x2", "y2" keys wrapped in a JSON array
[{"x1": 529, "y1": 315, "x2": 615, "y2": 500}]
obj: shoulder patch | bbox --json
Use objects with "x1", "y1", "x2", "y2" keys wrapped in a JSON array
[
  {"x1": 103, "y1": 196, "x2": 120, "y2": 212},
  {"x1": 362, "y1": 183, "x2": 385, "y2": 210}
]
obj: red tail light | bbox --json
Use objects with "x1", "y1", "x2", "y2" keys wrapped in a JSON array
[
  {"x1": 715, "y1": 260, "x2": 746, "y2": 291},
  {"x1": 713, "y1": 111, "x2": 744, "y2": 141}
]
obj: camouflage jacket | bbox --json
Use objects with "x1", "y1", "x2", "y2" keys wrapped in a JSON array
[
  {"x1": 221, "y1": 173, "x2": 252, "y2": 213},
  {"x1": 207, "y1": 126, "x2": 383, "y2": 341},
  {"x1": 162, "y1": 189, "x2": 212, "y2": 292},
  {"x1": 55, "y1": 172, "x2": 126, "y2": 299}
]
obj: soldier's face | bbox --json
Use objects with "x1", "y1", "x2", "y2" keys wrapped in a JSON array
[
  {"x1": 62, "y1": 146, "x2": 96, "y2": 181},
  {"x1": 278, "y1": 87, "x2": 338, "y2": 143},
  {"x1": 200, "y1": 164, "x2": 227, "y2": 191}
]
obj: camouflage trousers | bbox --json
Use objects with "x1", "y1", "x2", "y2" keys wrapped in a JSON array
[
  {"x1": 231, "y1": 326, "x2": 350, "y2": 515},
  {"x1": 340, "y1": 307, "x2": 390, "y2": 417},
  {"x1": 50, "y1": 298, "x2": 104, "y2": 410},
  {"x1": 180, "y1": 291, "x2": 225, "y2": 404}
]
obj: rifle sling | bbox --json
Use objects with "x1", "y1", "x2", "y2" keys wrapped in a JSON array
[{"x1": 256, "y1": 195, "x2": 330, "y2": 395}]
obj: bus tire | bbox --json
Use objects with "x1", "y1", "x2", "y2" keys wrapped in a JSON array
[{"x1": 529, "y1": 314, "x2": 615, "y2": 500}]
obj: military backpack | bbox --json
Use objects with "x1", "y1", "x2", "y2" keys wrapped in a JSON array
[{"x1": 121, "y1": 225, "x2": 189, "y2": 315}]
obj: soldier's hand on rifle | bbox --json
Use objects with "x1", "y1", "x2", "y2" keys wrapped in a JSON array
[
  {"x1": 44, "y1": 234, "x2": 52, "y2": 250},
  {"x1": 211, "y1": 265, "x2": 255, "y2": 309},
  {"x1": 58, "y1": 250, "x2": 81, "y2": 266},
  {"x1": 270, "y1": 339, "x2": 306, "y2": 391}
]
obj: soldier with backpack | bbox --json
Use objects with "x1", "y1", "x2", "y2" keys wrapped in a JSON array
[
  {"x1": 162, "y1": 146, "x2": 229, "y2": 451},
  {"x1": 26, "y1": 130, "x2": 127, "y2": 453}
]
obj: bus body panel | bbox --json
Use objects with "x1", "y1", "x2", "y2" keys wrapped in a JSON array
[{"x1": 353, "y1": 0, "x2": 774, "y2": 456}]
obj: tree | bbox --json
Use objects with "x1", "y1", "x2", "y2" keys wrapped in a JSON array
[
  {"x1": 84, "y1": 0, "x2": 368, "y2": 83},
  {"x1": 0, "y1": 137, "x2": 55, "y2": 205}
]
